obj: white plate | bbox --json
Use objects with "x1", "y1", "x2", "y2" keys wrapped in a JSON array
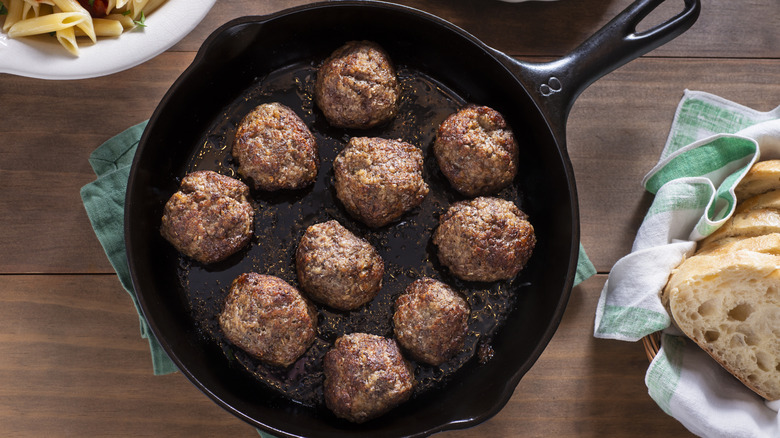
[{"x1": 0, "y1": 0, "x2": 216, "y2": 80}]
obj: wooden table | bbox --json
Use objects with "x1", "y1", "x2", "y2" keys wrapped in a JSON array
[{"x1": 1, "y1": 0, "x2": 778, "y2": 436}]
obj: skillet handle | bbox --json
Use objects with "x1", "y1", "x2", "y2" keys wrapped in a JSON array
[{"x1": 498, "y1": 0, "x2": 700, "y2": 146}]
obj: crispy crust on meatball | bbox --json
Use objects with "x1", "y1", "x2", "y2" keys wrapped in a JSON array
[
  {"x1": 323, "y1": 333, "x2": 415, "y2": 423},
  {"x1": 218, "y1": 273, "x2": 317, "y2": 368},
  {"x1": 296, "y1": 220, "x2": 384, "y2": 310},
  {"x1": 334, "y1": 137, "x2": 429, "y2": 228},
  {"x1": 393, "y1": 278, "x2": 470, "y2": 365},
  {"x1": 433, "y1": 197, "x2": 535, "y2": 282},
  {"x1": 232, "y1": 102, "x2": 318, "y2": 191},
  {"x1": 160, "y1": 170, "x2": 254, "y2": 264},
  {"x1": 315, "y1": 41, "x2": 399, "y2": 129},
  {"x1": 434, "y1": 104, "x2": 519, "y2": 197}
]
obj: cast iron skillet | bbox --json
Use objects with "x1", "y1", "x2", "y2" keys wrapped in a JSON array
[{"x1": 125, "y1": 1, "x2": 700, "y2": 436}]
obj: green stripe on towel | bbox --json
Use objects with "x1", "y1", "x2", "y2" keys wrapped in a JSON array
[
  {"x1": 646, "y1": 334, "x2": 685, "y2": 415},
  {"x1": 594, "y1": 305, "x2": 669, "y2": 339}
]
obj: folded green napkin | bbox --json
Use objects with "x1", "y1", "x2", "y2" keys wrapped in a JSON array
[
  {"x1": 574, "y1": 244, "x2": 596, "y2": 286},
  {"x1": 80, "y1": 120, "x2": 178, "y2": 375},
  {"x1": 80, "y1": 120, "x2": 596, "y2": 379}
]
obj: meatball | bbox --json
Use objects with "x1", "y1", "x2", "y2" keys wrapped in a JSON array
[
  {"x1": 432, "y1": 197, "x2": 535, "y2": 282},
  {"x1": 296, "y1": 220, "x2": 384, "y2": 310},
  {"x1": 433, "y1": 104, "x2": 519, "y2": 197},
  {"x1": 393, "y1": 278, "x2": 470, "y2": 366},
  {"x1": 160, "y1": 170, "x2": 254, "y2": 264},
  {"x1": 218, "y1": 273, "x2": 318, "y2": 368},
  {"x1": 232, "y1": 102, "x2": 318, "y2": 191},
  {"x1": 334, "y1": 137, "x2": 429, "y2": 228},
  {"x1": 315, "y1": 41, "x2": 399, "y2": 129},
  {"x1": 323, "y1": 333, "x2": 415, "y2": 423}
]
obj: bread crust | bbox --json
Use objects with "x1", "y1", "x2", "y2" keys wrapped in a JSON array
[{"x1": 735, "y1": 160, "x2": 780, "y2": 202}]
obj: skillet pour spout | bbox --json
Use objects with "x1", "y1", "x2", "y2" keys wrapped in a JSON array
[{"x1": 125, "y1": 1, "x2": 700, "y2": 437}]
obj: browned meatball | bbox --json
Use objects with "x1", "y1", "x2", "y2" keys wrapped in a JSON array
[
  {"x1": 323, "y1": 333, "x2": 414, "y2": 423},
  {"x1": 160, "y1": 170, "x2": 254, "y2": 264},
  {"x1": 315, "y1": 41, "x2": 399, "y2": 129},
  {"x1": 296, "y1": 220, "x2": 384, "y2": 310},
  {"x1": 393, "y1": 278, "x2": 470, "y2": 366},
  {"x1": 232, "y1": 102, "x2": 318, "y2": 191},
  {"x1": 218, "y1": 273, "x2": 317, "y2": 368},
  {"x1": 334, "y1": 137, "x2": 429, "y2": 228},
  {"x1": 433, "y1": 105, "x2": 518, "y2": 197},
  {"x1": 433, "y1": 197, "x2": 535, "y2": 282}
]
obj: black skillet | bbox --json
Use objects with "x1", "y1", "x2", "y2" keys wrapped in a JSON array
[{"x1": 125, "y1": 1, "x2": 700, "y2": 436}]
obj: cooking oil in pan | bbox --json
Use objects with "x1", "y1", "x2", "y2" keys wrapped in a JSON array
[{"x1": 178, "y1": 62, "x2": 531, "y2": 408}]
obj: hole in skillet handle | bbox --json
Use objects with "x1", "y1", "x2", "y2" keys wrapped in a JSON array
[
  {"x1": 634, "y1": 0, "x2": 693, "y2": 34},
  {"x1": 490, "y1": 0, "x2": 701, "y2": 146}
]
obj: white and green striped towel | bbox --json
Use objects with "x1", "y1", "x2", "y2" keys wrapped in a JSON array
[{"x1": 593, "y1": 90, "x2": 780, "y2": 438}]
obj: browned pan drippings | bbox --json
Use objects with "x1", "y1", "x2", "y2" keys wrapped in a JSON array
[{"x1": 174, "y1": 61, "x2": 535, "y2": 408}]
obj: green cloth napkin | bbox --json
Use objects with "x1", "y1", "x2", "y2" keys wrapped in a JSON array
[
  {"x1": 575, "y1": 244, "x2": 596, "y2": 287},
  {"x1": 80, "y1": 120, "x2": 178, "y2": 375},
  {"x1": 80, "y1": 120, "x2": 596, "y2": 377}
]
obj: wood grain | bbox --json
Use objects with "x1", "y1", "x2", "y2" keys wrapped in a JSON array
[
  {"x1": 173, "y1": 0, "x2": 780, "y2": 59},
  {"x1": 1, "y1": 0, "x2": 777, "y2": 436}
]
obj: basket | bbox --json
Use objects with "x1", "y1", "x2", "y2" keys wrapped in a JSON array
[{"x1": 642, "y1": 331, "x2": 662, "y2": 362}]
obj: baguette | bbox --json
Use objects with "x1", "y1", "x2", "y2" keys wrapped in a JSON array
[
  {"x1": 664, "y1": 237, "x2": 780, "y2": 400},
  {"x1": 663, "y1": 160, "x2": 780, "y2": 400},
  {"x1": 698, "y1": 189, "x2": 780, "y2": 251}
]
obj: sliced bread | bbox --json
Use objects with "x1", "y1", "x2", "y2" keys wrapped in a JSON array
[
  {"x1": 733, "y1": 188, "x2": 780, "y2": 214},
  {"x1": 735, "y1": 160, "x2": 780, "y2": 202},
  {"x1": 664, "y1": 236, "x2": 780, "y2": 400},
  {"x1": 698, "y1": 207, "x2": 780, "y2": 250}
]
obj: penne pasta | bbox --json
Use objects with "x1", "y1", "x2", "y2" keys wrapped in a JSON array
[
  {"x1": 7, "y1": 11, "x2": 86, "y2": 38},
  {"x1": 50, "y1": 0, "x2": 95, "y2": 42},
  {"x1": 74, "y1": 17, "x2": 123, "y2": 37},
  {"x1": 22, "y1": 0, "x2": 55, "y2": 16},
  {"x1": 105, "y1": 13, "x2": 134, "y2": 31},
  {"x1": 21, "y1": 1, "x2": 38, "y2": 20},
  {"x1": 103, "y1": 0, "x2": 130, "y2": 16},
  {"x1": 1, "y1": 0, "x2": 169, "y2": 56},
  {"x1": 3, "y1": 0, "x2": 25, "y2": 33},
  {"x1": 130, "y1": 0, "x2": 149, "y2": 20},
  {"x1": 56, "y1": 25, "x2": 79, "y2": 56}
]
